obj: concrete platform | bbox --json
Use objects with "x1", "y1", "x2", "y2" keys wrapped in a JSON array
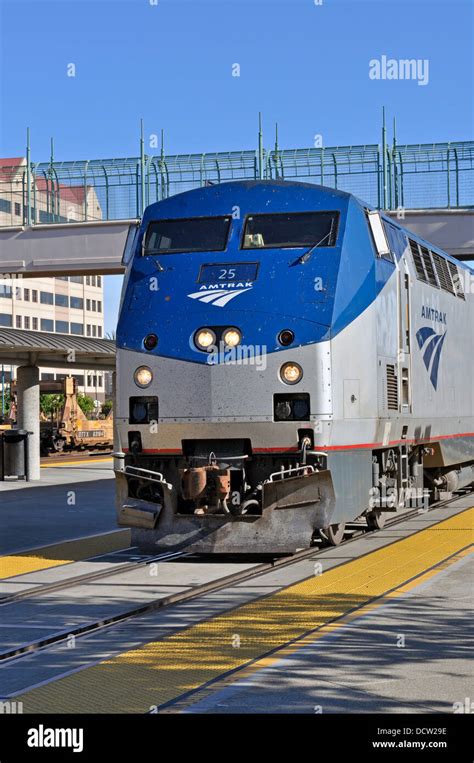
[
  {"x1": 0, "y1": 461, "x2": 115, "y2": 553},
  {"x1": 182, "y1": 552, "x2": 473, "y2": 714}
]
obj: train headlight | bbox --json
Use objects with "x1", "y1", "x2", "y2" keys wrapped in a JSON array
[
  {"x1": 280, "y1": 362, "x2": 303, "y2": 385},
  {"x1": 194, "y1": 328, "x2": 216, "y2": 351},
  {"x1": 134, "y1": 366, "x2": 153, "y2": 388},
  {"x1": 222, "y1": 328, "x2": 242, "y2": 348}
]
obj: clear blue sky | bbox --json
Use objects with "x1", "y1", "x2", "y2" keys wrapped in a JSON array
[{"x1": 1, "y1": 0, "x2": 473, "y2": 331}]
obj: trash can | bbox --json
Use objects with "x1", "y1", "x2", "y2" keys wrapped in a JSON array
[{"x1": 0, "y1": 429, "x2": 32, "y2": 481}]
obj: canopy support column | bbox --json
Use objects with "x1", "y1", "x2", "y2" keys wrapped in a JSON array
[{"x1": 16, "y1": 365, "x2": 40, "y2": 481}]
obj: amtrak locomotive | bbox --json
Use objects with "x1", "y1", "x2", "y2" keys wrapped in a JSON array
[{"x1": 114, "y1": 180, "x2": 474, "y2": 553}]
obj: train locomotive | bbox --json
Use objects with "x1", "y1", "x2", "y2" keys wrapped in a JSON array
[{"x1": 114, "y1": 180, "x2": 474, "y2": 553}]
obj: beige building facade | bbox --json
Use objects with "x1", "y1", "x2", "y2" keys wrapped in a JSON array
[{"x1": 0, "y1": 157, "x2": 107, "y2": 404}]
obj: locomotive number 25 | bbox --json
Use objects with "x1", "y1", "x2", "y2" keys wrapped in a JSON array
[{"x1": 218, "y1": 268, "x2": 236, "y2": 279}]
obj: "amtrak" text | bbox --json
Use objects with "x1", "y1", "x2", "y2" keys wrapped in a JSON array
[{"x1": 421, "y1": 306, "x2": 447, "y2": 324}]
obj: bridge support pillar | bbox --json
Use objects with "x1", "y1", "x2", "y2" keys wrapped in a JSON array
[{"x1": 17, "y1": 365, "x2": 40, "y2": 481}]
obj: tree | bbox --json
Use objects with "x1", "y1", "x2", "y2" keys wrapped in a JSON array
[
  {"x1": 1, "y1": 388, "x2": 11, "y2": 421},
  {"x1": 40, "y1": 394, "x2": 65, "y2": 419},
  {"x1": 101, "y1": 399, "x2": 113, "y2": 417},
  {"x1": 77, "y1": 393, "x2": 95, "y2": 417}
]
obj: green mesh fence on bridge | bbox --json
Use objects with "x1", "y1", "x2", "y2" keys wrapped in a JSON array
[{"x1": 0, "y1": 141, "x2": 472, "y2": 227}]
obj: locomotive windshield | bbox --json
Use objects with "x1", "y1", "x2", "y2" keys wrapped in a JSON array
[
  {"x1": 144, "y1": 216, "x2": 231, "y2": 254},
  {"x1": 242, "y1": 211, "x2": 339, "y2": 249}
]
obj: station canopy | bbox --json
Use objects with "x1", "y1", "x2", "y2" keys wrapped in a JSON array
[{"x1": 0, "y1": 327, "x2": 116, "y2": 370}]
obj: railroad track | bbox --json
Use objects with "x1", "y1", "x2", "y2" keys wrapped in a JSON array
[{"x1": 0, "y1": 492, "x2": 470, "y2": 665}]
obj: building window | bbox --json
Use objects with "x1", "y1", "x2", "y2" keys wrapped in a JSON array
[
  {"x1": 14, "y1": 202, "x2": 21, "y2": 217},
  {"x1": 0, "y1": 285, "x2": 12, "y2": 299},
  {"x1": 55, "y1": 293, "x2": 69, "y2": 307},
  {"x1": 70, "y1": 296, "x2": 84, "y2": 310},
  {"x1": 24, "y1": 316, "x2": 30, "y2": 329},
  {"x1": 86, "y1": 299, "x2": 91, "y2": 311},
  {"x1": 14, "y1": 286, "x2": 21, "y2": 299},
  {"x1": 24, "y1": 288, "x2": 30, "y2": 301},
  {"x1": 86, "y1": 324, "x2": 91, "y2": 336},
  {"x1": 73, "y1": 374, "x2": 85, "y2": 386},
  {"x1": 55, "y1": 276, "x2": 69, "y2": 282},
  {"x1": 98, "y1": 325, "x2": 102, "y2": 337},
  {"x1": 40, "y1": 291, "x2": 54, "y2": 305},
  {"x1": 32, "y1": 290, "x2": 38, "y2": 303},
  {"x1": 0, "y1": 199, "x2": 12, "y2": 214},
  {"x1": 86, "y1": 276, "x2": 91, "y2": 286},
  {"x1": 41, "y1": 372, "x2": 55, "y2": 381},
  {"x1": 32, "y1": 317, "x2": 38, "y2": 330},
  {"x1": 70, "y1": 322, "x2": 84, "y2": 335},
  {"x1": 16, "y1": 315, "x2": 21, "y2": 328},
  {"x1": 97, "y1": 301, "x2": 102, "y2": 313},
  {"x1": 0, "y1": 313, "x2": 12, "y2": 327},
  {"x1": 87, "y1": 375, "x2": 93, "y2": 387},
  {"x1": 69, "y1": 276, "x2": 83, "y2": 284},
  {"x1": 92, "y1": 324, "x2": 97, "y2": 337},
  {"x1": 97, "y1": 375, "x2": 103, "y2": 388},
  {"x1": 55, "y1": 320, "x2": 69, "y2": 334},
  {"x1": 41, "y1": 318, "x2": 54, "y2": 332},
  {"x1": 97, "y1": 276, "x2": 102, "y2": 287}
]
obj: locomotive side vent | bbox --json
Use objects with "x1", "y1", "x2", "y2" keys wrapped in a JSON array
[
  {"x1": 419, "y1": 246, "x2": 438, "y2": 287},
  {"x1": 431, "y1": 251, "x2": 455, "y2": 295},
  {"x1": 386, "y1": 365, "x2": 398, "y2": 411},
  {"x1": 409, "y1": 240, "x2": 427, "y2": 282},
  {"x1": 447, "y1": 259, "x2": 465, "y2": 299}
]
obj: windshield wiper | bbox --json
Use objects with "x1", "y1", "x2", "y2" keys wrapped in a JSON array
[
  {"x1": 294, "y1": 231, "x2": 332, "y2": 265},
  {"x1": 142, "y1": 247, "x2": 165, "y2": 271}
]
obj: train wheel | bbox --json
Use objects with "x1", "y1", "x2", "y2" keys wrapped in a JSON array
[
  {"x1": 320, "y1": 522, "x2": 346, "y2": 546},
  {"x1": 366, "y1": 510, "x2": 386, "y2": 530}
]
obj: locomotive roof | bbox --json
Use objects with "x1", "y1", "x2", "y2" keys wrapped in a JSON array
[{"x1": 144, "y1": 179, "x2": 353, "y2": 216}]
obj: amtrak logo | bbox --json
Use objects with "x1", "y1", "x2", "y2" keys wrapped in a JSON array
[
  {"x1": 416, "y1": 326, "x2": 447, "y2": 390},
  {"x1": 187, "y1": 283, "x2": 252, "y2": 308}
]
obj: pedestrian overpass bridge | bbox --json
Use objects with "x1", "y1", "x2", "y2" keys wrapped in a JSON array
[
  {"x1": 0, "y1": 141, "x2": 473, "y2": 275},
  {"x1": 0, "y1": 208, "x2": 473, "y2": 279}
]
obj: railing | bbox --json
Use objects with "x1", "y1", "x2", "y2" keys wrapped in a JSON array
[{"x1": 0, "y1": 141, "x2": 472, "y2": 228}]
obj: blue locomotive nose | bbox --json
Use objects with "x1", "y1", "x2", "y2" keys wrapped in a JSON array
[
  {"x1": 117, "y1": 274, "x2": 334, "y2": 363},
  {"x1": 117, "y1": 179, "x2": 351, "y2": 362},
  {"x1": 117, "y1": 240, "x2": 340, "y2": 362}
]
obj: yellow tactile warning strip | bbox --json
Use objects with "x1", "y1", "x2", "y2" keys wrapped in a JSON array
[
  {"x1": 15, "y1": 507, "x2": 473, "y2": 714},
  {"x1": 41, "y1": 457, "x2": 112, "y2": 468},
  {"x1": 0, "y1": 529, "x2": 130, "y2": 580},
  {"x1": 166, "y1": 544, "x2": 473, "y2": 712}
]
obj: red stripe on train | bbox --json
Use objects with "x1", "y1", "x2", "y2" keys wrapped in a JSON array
[{"x1": 121, "y1": 431, "x2": 474, "y2": 455}]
